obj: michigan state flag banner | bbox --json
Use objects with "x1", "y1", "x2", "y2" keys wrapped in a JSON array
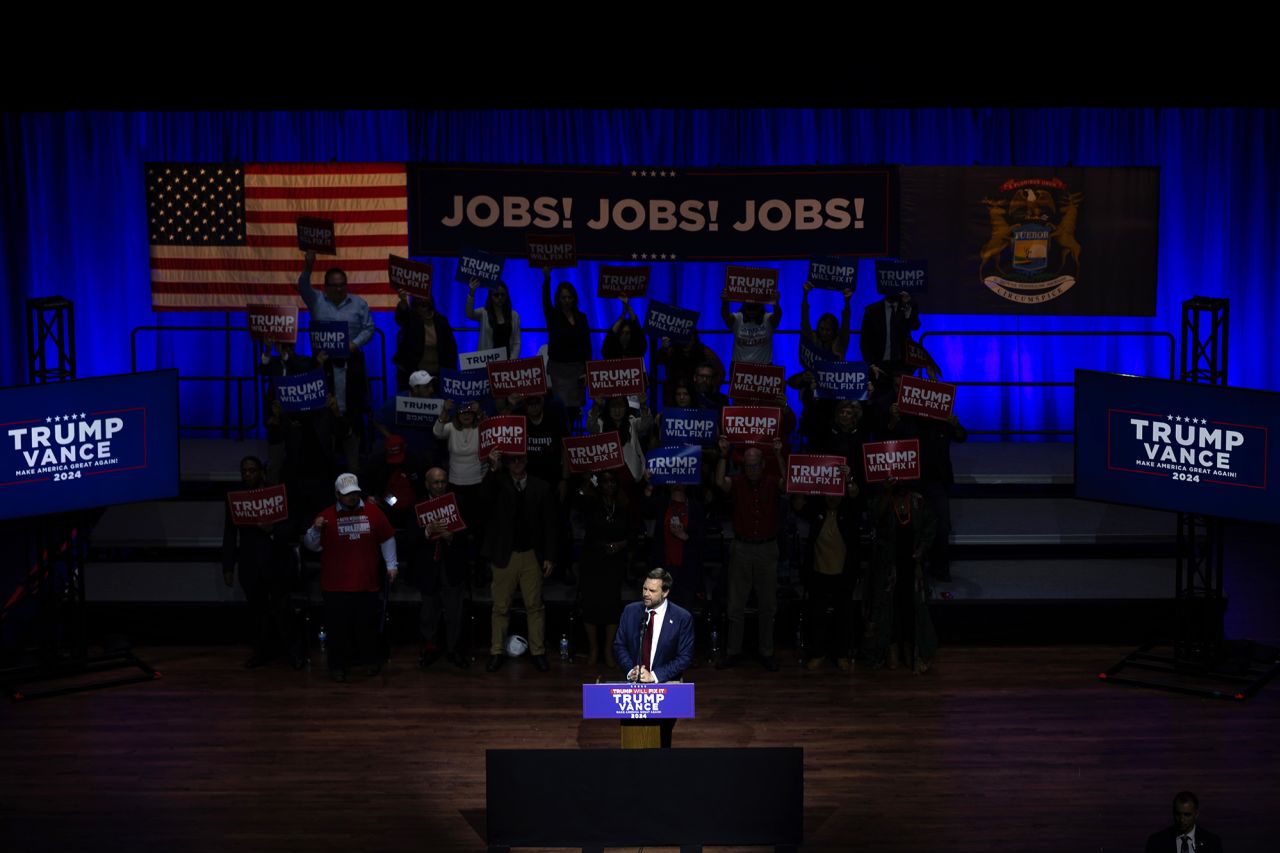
[{"x1": 898, "y1": 166, "x2": 1158, "y2": 315}]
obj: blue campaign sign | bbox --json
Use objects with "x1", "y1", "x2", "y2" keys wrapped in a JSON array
[
  {"x1": 659, "y1": 407, "x2": 718, "y2": 446},
  {"x1": 454, "y1": 248, "x2": 504, "y2": 286},
  {"x1": 0, "y1": 370, "x2": 179, "y2": 521},
  {"x1": 581, "y1": 682, "x2": 696, "y2": 720},
  {"x1": 308, "y1": 321, "x2": 349, "y2": 358},
  {"x1": 1074, "y1": 370, "x2": 1280, "y2": 525},
  {"x1": 645, "y1": 300, "x2": 699, "y2": 344},
  {"x1": 273, "y1": 369, "x2": 329, "y2": 412},
  {"x1": 438, "y1": 368, "x2": 492, "y2": 403},
  {"x1": 814, "y1": 361, "x2": 869, "y2": 400},
  {"x1": 875, "y1": 259, "x2": 928, "y2": 295},
  {"x1": 799, "y1": 336, "x2": 837, "y2": 372},
  {"x1": 808, "y1": 255, "x2": 857, "y2": 291},
  {"x1": 646, "y1": 445, "x2": 702, "y2": 484}
]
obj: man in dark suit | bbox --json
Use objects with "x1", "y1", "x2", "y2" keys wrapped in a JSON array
[
  {"x1": 481, "y1": 450, "x2": 557, "y2": 673},
  {"x1": 858, "y1": 290, "x2": 920, "y2": 379},
  {"x1": 1144, "y1": 791, "x2": 1224, "y2": 853},
  {"x1": 614, "y1": 568, "x2": 695, "y2": 684},
  {"x1": 614, "y1": 569, "x2": 695, "y2": 748}
]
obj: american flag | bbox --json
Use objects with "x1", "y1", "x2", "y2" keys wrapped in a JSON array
[{"x1": 146, "y1": 163, "x2": 406, "y2": 311}]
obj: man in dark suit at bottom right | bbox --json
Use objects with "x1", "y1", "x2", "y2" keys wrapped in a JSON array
[{"x1": 1144, "y1": 791, "x2": 1223, "y2": 853}]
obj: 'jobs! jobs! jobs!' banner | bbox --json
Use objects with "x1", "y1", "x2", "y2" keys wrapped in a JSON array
[
  {"x1": 1074, "y1": 370, "x2": 1280, "y2": 525},
  {"x1": 409, "y1": 164, "x2": 897, "y2": 260},
  {"x1": 0, "y1": 370, "x2": 180, "y2": 521}
]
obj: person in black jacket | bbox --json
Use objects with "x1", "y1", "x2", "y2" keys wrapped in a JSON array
[
  {"x1": 221, "y1": 455, "x2": 300, "y2": 669},
  {"x1": 480, "y1": 449, "x2": 558, "y2": 672},
  {"x1": 859, "y1": 291, "x2": 921, "y2": 380},
  {"x1": 1144, "y1": 791, "x2": 1223, "y2": 853},
  {"x1": 416, "y1": 467, "x2": 470, "y2": 669},
  {"x1": 794, "y1": 481, "x2": 862, "y2": 671},
  {"x1": 393, "y1": 289, "x2": 459, "y2": 391}
]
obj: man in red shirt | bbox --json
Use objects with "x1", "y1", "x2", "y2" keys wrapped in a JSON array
[
  {"x1": 715, "y1": 435, "x2": 786, "y2": 671},
  {"x1": 303, "y1": 473, "x2": 399, "y2": 682}
]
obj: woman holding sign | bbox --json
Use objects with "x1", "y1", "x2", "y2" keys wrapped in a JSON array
[
  {"x1": 587, "y1": 396, "x2": 653, "y2": 501},
  {"x1": 542, "y1": 269, "x2": 591, "y2": 420},
  {"x1": 465, "y1": 278, "x2": 521, "y2": 359},
  {"x1": 800, "y1": 280, "x2": 854, "y2": 359},
  {"x1": 433, "y1": 400, "x2": 486, "y2": 542}
]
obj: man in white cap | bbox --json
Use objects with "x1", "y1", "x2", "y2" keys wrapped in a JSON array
[
  {"x1": 373, "y1": 369, "x2": 443, "y2": 470},
  {"x1": 303, "y1": 472, "x2": 399, "y2": 682}
]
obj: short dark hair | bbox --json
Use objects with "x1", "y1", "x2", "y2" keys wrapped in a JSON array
[
  {"x1": 239, "y1": 455, "x2": 264, "y2": 471},
  {"x1": 1172, "y1": 791, "x2": 1199, "y2": 812},
  {"x1": 645, "y1": 567, "x2": 673, "y2": 593},
  {"x1": 324, "y1": 267, "x2": 347, "y2": 285}
]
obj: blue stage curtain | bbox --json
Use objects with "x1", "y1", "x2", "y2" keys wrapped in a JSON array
[{"x1": 3, "y1": 108, "x2": 1277, "y2": 437}]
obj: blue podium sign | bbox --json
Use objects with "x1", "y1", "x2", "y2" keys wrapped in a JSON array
[{"x1": 582, "y1": 682, "x2": 696, "y2": 720}]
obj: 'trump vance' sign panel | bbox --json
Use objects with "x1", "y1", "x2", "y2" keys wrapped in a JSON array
[
  {"x1": 1074, "y1": 370, "x2": 1280, "y2": 524},
  {"x1": 0, "y1": 370, "x2": 180, "y2": 521}
]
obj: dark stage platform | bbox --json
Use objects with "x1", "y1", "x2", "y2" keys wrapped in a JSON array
[{"x1": 1, "y1": 644, "x2": 1276, "y2": 852}]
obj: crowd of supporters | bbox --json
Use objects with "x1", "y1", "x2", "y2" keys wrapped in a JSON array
[{"x1": 222, "y1": 255, "x2": 965, "y2": 680}]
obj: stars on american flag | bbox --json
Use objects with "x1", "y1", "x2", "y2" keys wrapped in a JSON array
[{"x1": 147, "y1": 163, "x2": 246, "y2": 245}]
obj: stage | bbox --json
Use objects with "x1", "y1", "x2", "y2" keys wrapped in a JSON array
[{"x1": 1, "y1": 644, "x2": 1276, "y2": 852}]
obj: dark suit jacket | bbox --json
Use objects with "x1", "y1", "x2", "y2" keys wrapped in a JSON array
[
  {"x1": 858, "y1": 298, "x2": 920, "y2": 369},
  {"x1": 613, "y1": 600, "x2": 694, "y2": 683},
  {"x1": 393, "y1": 300, "x2": 459, "y2": 374},
  {"x1": 1144, "y1": 826, "x2": 1223, "y2": 853},
  {"x1": 479, "y1": 470, "x2": 557, "y2": 568}
]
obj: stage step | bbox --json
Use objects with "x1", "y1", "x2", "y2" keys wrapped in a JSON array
[
  {"x1": 935, "y1": 558, "x2": 1172, "y2": 601},
  {"x1": 950, "y1": 497, "x2": 1174, "y2": 545}
]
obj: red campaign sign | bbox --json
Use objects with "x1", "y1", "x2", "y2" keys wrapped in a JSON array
[
  {"x1": 722, "y1": 265, "x2": 779, "y2": 302},
  {"x1": 862, "y1": 439, "x2": 922, "y2": 483},
  {"x1": 479, "y1": 415, "x2": 528, "y2": 458},
  {"x1": 720, "y1": 406, "x2": 782, "y2": 446},
  {"x1": 296, "y1": 217, "x2": 336, "y2": 254},
  {"x1": 388, "y1": 254, "x2": 433, "y2": 297},
  {"x1": 586, "y1": 358, "x2": 647, "y2": 399},
  {"x1": 729, "y1": 362, "x2": 786, "y2": 402},
  {"x1": 226, "y1": 484, "x2": 289, "y2": 526},
  {"x1": 597, "y1": 265, "x2": 650, "y2": 298},
  {"x1": 415, "y1": 492, "x2": 467, "y2": 535},
  {"x1": 246, "y1": 303, "x2": 299, "y2": 343},
  {"x1": 564, "y1": 431, "x2": 626, "y2": 473},
  {"x1": 526, "y1": 233, "x2": 577, "y2": 268},
  {"x1": 487, "y1": 357, "x2": 548, "y2": 397},
  {"x1": 905, "y1": 341, "x2": 937, "y2": 371},
  {"x1": 786, "y1": 454, "x2": 847, "y2": 496},
  {"x1": 896, "y1": 374, "x2": 956, "y2": 421}
]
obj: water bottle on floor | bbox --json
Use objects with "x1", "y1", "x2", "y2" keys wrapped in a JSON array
[{"x1": 559, "y1": 634, "x2": 570, "y2": 662}]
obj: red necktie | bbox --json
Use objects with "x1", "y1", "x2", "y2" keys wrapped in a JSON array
[{"x1": 640, "y1": 610, "x2": 656, "y2": 672}]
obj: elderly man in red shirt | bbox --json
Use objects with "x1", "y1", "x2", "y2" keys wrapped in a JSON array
[{"x1": 303, "y1": 473, "x2": 399, "y2": 682}]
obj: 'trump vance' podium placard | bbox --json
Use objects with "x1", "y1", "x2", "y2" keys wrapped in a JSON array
[{"x1": 582, "y1": 683, "x2": 696, "y2": 719}]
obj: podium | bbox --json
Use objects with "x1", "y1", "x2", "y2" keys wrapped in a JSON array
[{"x1": 581, "y1": 682, "x2": 696, "y2": 748}]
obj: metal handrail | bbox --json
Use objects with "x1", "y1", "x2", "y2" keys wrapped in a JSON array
[{"x1": 919, "y1": 329, "x2": 1178, "y2": 437}]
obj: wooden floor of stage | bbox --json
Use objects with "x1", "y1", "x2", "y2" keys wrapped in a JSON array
[{"x1": 2, "y1": 645, "x2": 1277, "y2": 853}]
